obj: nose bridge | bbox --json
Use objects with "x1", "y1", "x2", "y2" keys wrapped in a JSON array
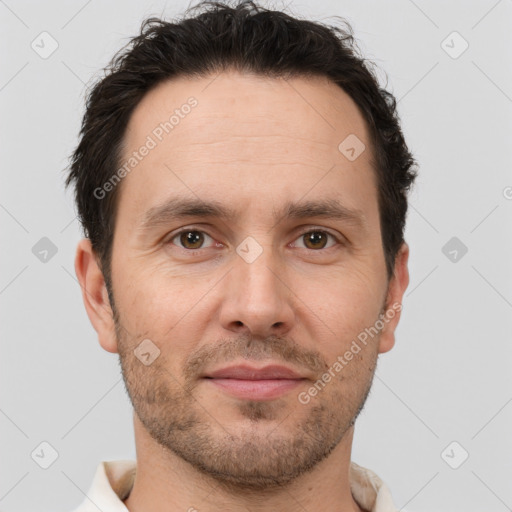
[
  {"x1": 220, "y1": 237, "x2": 294, "y2": 334},
  {"x1": 238, "y1": 242, "x2": 280, "y2": 304}
]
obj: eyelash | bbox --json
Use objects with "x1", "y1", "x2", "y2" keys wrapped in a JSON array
[{"x1": 166, "y1": 226, "x2": 343, "y2": 253}]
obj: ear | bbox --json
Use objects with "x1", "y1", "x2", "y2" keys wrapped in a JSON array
[
  {"x1": 74, "y1": 238, "x2": 119, "y2": 354},
  {"x1": 378, "y1": 242, "x2": 410, "y2": 354}
]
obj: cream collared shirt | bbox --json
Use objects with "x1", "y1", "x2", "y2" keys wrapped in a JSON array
[{"x1": 71, "y1": 460, "x2": 399, "y2": 512}]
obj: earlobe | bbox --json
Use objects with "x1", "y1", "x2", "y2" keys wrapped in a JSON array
[
  {"x1": 74, "y1": 238, "x2": 119, "y2": 354},
  {"x1": 378, "y1": 242, "x2": 410, "y2": 354}
]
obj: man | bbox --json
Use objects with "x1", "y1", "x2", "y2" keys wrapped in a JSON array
[{"x1": 66, "y1": 1, "x2": 417, "y2": 511}]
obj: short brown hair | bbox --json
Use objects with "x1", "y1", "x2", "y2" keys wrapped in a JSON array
[{"x1": 65, "y1": 0, "x2": 418, "y2": 293}]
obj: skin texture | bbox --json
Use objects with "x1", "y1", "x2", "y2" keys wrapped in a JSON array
[{"x1": 75, "y1": 70, "x2": 410, "y2": 512}]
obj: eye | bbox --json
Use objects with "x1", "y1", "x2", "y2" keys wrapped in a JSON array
[
  {"x1": 166, "y1": 228, "x2": 341, "y2": 253},
  {"x1": 292, "y1": 230, "x2": 339, "y2": 250},
  {"x1": 169, "y1": 229, "x2": 217, "y2": 250}
]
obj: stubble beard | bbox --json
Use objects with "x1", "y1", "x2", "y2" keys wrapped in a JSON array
[{"x1": 112, "y1": 304, "x2": 378, "y2": 492}]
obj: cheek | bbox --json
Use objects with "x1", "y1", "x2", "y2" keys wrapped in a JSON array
[
  {"x1": 116, "y1": 266, "x2": 211, "y2": 358},
  {"x1": 300, "y1": 269, "x2": 385, "y2": 355}
]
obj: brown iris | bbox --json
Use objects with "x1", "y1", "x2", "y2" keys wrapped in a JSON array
[
  {"x1": 180, "y1": 231, "x2": 205, "y2": 249},
  {"x1": 303, "y1": 231, "x2": 328, "y2": 249},
  {"x1": 177, "y1": 230, "x2": 330, "y2": 251}
]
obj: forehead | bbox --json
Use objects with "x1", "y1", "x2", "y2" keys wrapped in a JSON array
[
  {"x1": 117, "y1": 70, "x2": 377, "y2": 227},
  {"x1": 124, "y1": 70, "x2": 370, "y2": 153}
]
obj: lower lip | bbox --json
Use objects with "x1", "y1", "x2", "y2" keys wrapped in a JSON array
[{"x1": 205, "y1": 378, "x2": 305, "y2": 400}]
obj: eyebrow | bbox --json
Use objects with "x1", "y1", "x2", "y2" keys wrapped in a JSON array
[{"x1": 138, "y1": 196, "x2": 367, "y2": 233}]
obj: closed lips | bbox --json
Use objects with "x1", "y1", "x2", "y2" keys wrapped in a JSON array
[{"x1": 204, "y1": 365, "x2": 305, "y2": 380}]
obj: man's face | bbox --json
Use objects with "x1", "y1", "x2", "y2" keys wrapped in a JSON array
[{"x1": 89, "y1": 71, "x2": 408, "y2": 489}]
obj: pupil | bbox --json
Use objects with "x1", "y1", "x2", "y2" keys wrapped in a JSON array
[
  {"x1": 307, "y1": 232, "x2": 326, "y2": 249},
  {"x1": 182, "y1": 231, "x2": 203, "y2": 249},
  {"x1": 179, "y1": 232, "x2": 327, "y2": 250}
]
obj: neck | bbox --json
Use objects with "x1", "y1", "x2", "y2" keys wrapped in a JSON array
[{"x1": 123, "y1": 413, "x2": 365, "y2": 512}]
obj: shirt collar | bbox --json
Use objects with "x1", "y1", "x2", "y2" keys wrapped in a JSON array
[{"x1": 72, "y1": 460, "x2": 398, "y2": 512}]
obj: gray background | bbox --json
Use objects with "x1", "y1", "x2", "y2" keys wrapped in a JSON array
[{"x1": 1, "y1": 0, "x2": 511, "y2": 511}]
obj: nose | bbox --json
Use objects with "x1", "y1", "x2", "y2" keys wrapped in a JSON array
[{"x1": 218, "y1": 246, "x2": 295, "y2": 338}]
